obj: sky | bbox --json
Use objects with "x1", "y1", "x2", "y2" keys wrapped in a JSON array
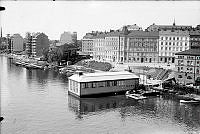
[{"x1": 1, "y1": 1, "x2": 200, "y2": 40}]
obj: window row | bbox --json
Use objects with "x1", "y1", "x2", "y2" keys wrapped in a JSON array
[
  {"x1": 160, "y1": 52, "x2": 175, "y2": 56},
  {"x1": 160, "y1": 47, "x2": 183, "y2": 51},
  {"x1": 160, "y1": 42, "x2": 187, "y2": 46},
  {"x1": 81, "y1": 80, "x2": 136, "y2": 89},
  {"x1": 160, "y1": 37, "x2": 188, "y2": 40}
]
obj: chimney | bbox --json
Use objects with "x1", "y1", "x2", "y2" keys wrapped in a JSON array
[
  {"x1": 76, "y1": 71, "x2": 83, "y2": 76},
  {"x1": 122, "y1": 26, "x2": 129, "y2": 35}
]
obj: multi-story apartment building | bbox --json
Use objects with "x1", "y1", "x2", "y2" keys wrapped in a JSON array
[
  {"x1": 6, "y1": 34, "x2": 12, "y2": 53},
  {"x1": 60, "y1": 31, "x2": 77, "y2": 45},
  {"x1": 175, "y1": 49, "x2": 200, "y2": 85},
  {"x1": 92, "y1": 26, "x2": 159, "y2": 63},
  {"x1": 126, "y1": 31, "x2": 159, "y2": 63},
  {"x1": 11, "y1": 34, "x2": 24, "y2": 52},
  {"x1": 81, "y1": 32, "x2": 97, "y2": 56},
  {"x1": 159, "y1": 30, "x2": 190, "y2": 63},
  {"x1": 93, "y1": 27, "x2": 129, "y2": 63},
  {"x1": 82, "y1": 38, "x2": 94, "y2": 56},
  {"x1": 25, "y1": 32, "x2": 49, "y2": 57},
  {"x1": 93, "y1": 33, "x2": 106, "y2": 61},
  {"x1": 25, "y1": 32, "x2": 32, "y2": 57},
  {"x1": 189, "y1": 28, "x2": 200, "y2": 49}
]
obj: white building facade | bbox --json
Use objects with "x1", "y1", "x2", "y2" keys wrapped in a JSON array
[{"x1": 159, "y1": 30, "x2": 190, "y2": 64}]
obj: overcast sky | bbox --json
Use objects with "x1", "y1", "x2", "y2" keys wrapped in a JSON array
[{"x1": 1, "y1": 1, "x2": 200, "y2": 40}]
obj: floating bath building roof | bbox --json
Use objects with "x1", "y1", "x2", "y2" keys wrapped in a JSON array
[{"x1": 69, "y1": 71, "x2": 139, "y2": 83}]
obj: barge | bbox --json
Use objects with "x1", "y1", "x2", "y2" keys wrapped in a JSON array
[{"x1": 68, "y1": 71, "x2": 139, "y2": 97}]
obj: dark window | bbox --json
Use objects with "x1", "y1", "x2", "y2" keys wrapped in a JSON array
[
  {"x1": 187, "y1": 76, "x2": 192, "y2": 79},
  {"x1": 178, "y1": 75, "x2": 182, "y2": 78}
]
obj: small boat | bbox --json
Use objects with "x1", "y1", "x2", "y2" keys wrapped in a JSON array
[
  {"x1": 126, "y1": 91, "x2": 147, "y2": 100},
  {"x1": 180, "y1": 99, "x2": 200, "y2": 103}
]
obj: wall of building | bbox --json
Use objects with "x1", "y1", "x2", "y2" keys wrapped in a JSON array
[
  {"x1": 82, "y1": 39, "x2": 94, "y2": 56},
  {"x1": 11, "y1": 34, "x2": 24, "y2": 52},
  {"x1": 93, "y1": 37, "x2": 106, "y2": 61},
  {"x1": 127, "y1": 37, "x2": 159, "y2": 63},
  {"x1": 79, "y1": 79, "x2": 139, "y2": 96},
  {"x1": 104, "y1": 36, "x2": 120, "y2": 62},
  {"x1": 69, "y1": 79, "x2": 81, "y2": 96},
  {"x1": 159, "y1": 30, "x2": 189, "y2": 63},
  {"x1": 33, "y1": 33, "x2": 49, "y2": 57},
  {"x1": 175, "y1": 54, "x2": 200, "y2": 85}
]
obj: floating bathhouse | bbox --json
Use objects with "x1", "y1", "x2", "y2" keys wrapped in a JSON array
[{"x1": 68, "y1": 71, "x2": 139, "y2": 97}]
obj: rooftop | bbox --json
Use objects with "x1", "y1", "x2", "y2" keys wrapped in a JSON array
[
  {"x1": 128, "y1": 31, "x2": 159, "y2": 37},
  {"x1": 69, "y1": 71, "x2": 139, "y2": 83},
  {"x1": 189, "y1": 30, "x2": 200, "y2": 36},
  {"x1": 175, "y1": 49, "x2": 200, "y2": 56}
]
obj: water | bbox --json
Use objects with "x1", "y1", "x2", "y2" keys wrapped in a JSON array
[{"x1": 1, "y1": 55, "x2": 200, "y2": 134}]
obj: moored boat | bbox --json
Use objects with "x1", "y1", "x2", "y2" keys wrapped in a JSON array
[
  {"x1": 126, "y1": 91, "x2": 147, "y2": 100},
  {"x1": 180, "y1": 99, "x2": 200, "y2": 104},
  {"x1": 126, "y1": 93, "x2": 147, "y2": 100}
]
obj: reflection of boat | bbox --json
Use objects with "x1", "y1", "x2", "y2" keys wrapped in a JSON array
[
  {"x1": 15, "y1": 61, "x2": 22, "y2": 66},
  {"x1": 180, "y1": 99, "x2": 200, "y2": 104},
  {"x1": 141, "y1": 89, "x2": 160, "y2": 96},
  {"x1": 25, "y1": 63, "x2": 43, "y2": 69}
]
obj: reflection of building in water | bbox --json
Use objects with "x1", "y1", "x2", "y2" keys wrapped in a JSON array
[
  {"x1": 68, "y1": 94, "x2": 137, "y2": 115},
  {"x1": 69, "y1": 94, "x2": 200, "y2": 128},
  {"x1": 68, "y1": 71, "x2": 139, "y2": 97}
]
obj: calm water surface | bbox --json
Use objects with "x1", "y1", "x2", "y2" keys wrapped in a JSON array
[{"x1": 1, "y1": 55, "x2": 200, "y2": 134}]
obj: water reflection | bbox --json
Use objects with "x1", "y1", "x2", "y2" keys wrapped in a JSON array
[
  {"x1": 68, "y1": 94, "x2": 151, "y2": 118},
  {"x1": 68, "y1": 94, "x2": 200, "y2": 131}
]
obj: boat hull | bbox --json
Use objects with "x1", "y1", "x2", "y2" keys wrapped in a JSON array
[{"x1": 180, "y1": 100, "x2": 200, "y2": 103}]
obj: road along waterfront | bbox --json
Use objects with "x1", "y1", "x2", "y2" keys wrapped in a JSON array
[{"x1": 1, "y1": 55, "x2": 200, "y2": 134}]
